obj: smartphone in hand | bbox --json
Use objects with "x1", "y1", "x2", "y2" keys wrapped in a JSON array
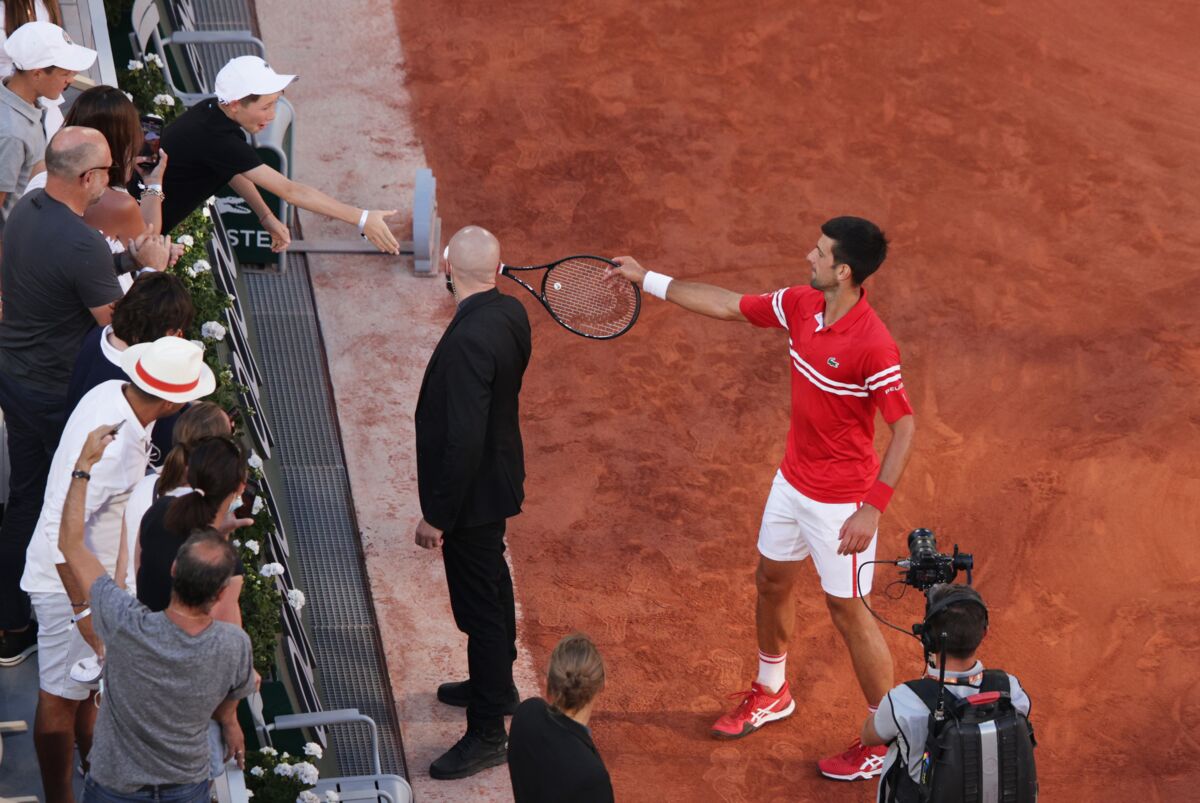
[{"x1": 139, "y1": 114, "x2": 164, "y2": 169}]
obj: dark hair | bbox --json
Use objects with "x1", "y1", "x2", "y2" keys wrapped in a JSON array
[
  {"x1": 925, "y1": 584, "x2": 988, "y2": 660},
  {"x1": 165, "y1": 437, "x2": 247, "y2": 536},
  {"x1": 5, "y1": 0, "x2": 62, "y2": 33},
  {"x1": 156, "y1": 402, "x2": 231, "y2": 496},
  {"x1": 62, "y1": 85, "x2": 143, "y2": 186},
  {"x1": 820, "y1": 216, "x2": 889, "y2": 285},
  {"x1": 172, "y1": 528, "x2": 236, "y2": 608},
  {"x1": 546, "y1": 633, "x2": 605, "y2": 713},
  {"x1": 238, "y1": 94, "x2": 262, "y2": 106},
  {"x1": 111, "y1": 272, "x2": 194, "y2": 346}
]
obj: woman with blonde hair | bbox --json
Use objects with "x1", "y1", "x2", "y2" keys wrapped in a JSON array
[{"x1": 508, "y1": 633, "x2": 614, "y2": 802}]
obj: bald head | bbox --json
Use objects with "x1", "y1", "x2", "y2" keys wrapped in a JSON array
[
  {"x1": 46, "y1": 126, "x2": 110, "y2": 179},
  {"x1": 447, "y1": 226, "x2": 501, "y2": 284}
]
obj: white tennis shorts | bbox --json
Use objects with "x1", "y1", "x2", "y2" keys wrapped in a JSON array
[
  {"x1": 757, "y1": 471, "x2": 878, "y2": 598},
  {"x1": 30, "y1": 591, "x2": 96, "y2": 700}
]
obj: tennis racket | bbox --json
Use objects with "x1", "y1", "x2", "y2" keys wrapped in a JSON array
[{"x1": 499, "y1": 255, "x2": 641, "y2": 340}]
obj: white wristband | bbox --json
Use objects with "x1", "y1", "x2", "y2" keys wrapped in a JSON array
[
  {"x1": 357, "y1": 209, "x2": 369, "y2": 236},
  {"x1": 643, "y1": 271, "x2": 674, "y2": 301},
  {"x1": 71, "y1": 607, "x2": 91, "y2": 624},
  {"x1": 146, "y1": 183, "x2": 162, "y2": 193}
]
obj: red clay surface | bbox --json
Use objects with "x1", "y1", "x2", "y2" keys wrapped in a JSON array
[{"x1": 395, "y1": 1, "x2": 1200, "y2": 799}]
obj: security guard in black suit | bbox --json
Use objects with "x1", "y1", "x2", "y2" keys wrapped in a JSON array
[{"x1": 415, "y1": 225, "x2": 532, "y2": 780}]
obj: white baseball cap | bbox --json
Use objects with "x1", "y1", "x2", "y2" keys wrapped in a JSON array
[
  {"x1": 3, "y1": 21, "x2": 97, "y2": 72},
  {"x1": 120, "y1": 336, "x2": 216, "y2": 404},
  {"x1": 214, "y1": 56, "x2": 296, "y2": 104}
]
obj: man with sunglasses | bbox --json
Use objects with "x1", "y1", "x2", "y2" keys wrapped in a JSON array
[{"x1": 0, "y1": 127, "x2": 169, "y2": 670}]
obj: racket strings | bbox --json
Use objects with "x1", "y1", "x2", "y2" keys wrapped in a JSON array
[{"x1": 544, "y1": 259, "x2": 637, "y2": 337}]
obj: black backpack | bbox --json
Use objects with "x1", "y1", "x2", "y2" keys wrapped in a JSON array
[{"x1": 881, "y1": 669, "x2": 1037, "y2": 803}]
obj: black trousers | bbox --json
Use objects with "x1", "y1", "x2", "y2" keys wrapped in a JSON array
[
  {"x1": 441, "y1": 519, "x2": 517, "y2": 731},
  {"x1": 0, "y1": 371, "x2": 68, "y2": 631}
]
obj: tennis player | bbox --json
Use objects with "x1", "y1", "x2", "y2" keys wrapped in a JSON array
[{"x1": 609, "y1": 216, "x2": 916, "y2": 782}]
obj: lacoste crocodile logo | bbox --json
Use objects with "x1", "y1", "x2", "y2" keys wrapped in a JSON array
[{"x1": 827, "y1": 357, "x2": 840, "y2": 368}]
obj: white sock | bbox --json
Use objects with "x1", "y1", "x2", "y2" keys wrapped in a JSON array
[{"x1": 756, "y1": 650, "x2": 786, "y2": 693}]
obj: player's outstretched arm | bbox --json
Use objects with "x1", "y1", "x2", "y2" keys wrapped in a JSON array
[{"x1": 608, "y1": 256, "x2": 746, "y2": 321}]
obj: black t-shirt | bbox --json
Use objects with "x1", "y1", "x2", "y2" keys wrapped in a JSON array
[
  {"x1": 508, "y1": 698, "x2": 614, "y2": 803},
  {"x1": 0, "y1": 190, "x2": 123, "y2": 395},
  {"x1": 158, "y1": 99, "x2": 262, "y2": 233},
  {"x1": 136, "y1": 494, "x2": 245, "y2": 613}
]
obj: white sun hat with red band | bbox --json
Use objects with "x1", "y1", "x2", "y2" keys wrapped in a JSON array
[{"x1": 119, "y1": 336, "x2": 216, "y2": 403}]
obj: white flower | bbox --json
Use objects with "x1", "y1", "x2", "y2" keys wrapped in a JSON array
[
  {"x1": 273, "y1": 763, "x2": 294, "y2": 777},
  {"x1": 152, "y1": 93, "x2": 175, "y2": 107},
  {"x1": 177, "y1": 234, "x2": 194, "y2": 249},
  {"x1": 244, "y1": 539, "x2": 260, "y2": 555},
  {"x1": 303, "y1": 741, "x2": 323, "y2": 759},
  {"x1": 201, "y1": 321, "x2": 226, "y2": 341},
  {"x1": 259, "y1": 562, "x2": 285, "y2": 578},
  {"x1": 144, "y1": 53, "x2": 164, "y2": 67},
  {"x1": 248, "y1": 452, "x2": 263, "y2": 470},
  {"x1": 249, "y1": 766, "x2": 264, "y2": 777},
  {"x1": 232, "y1": 539, "x2": 241, "y2": 548},
  {"x1": 280, "y1": 752, "x2": 290, "y2": 759},
  {"x1": 297, "y1": 792, "x2": 320, "y2": 803},
  {"x1": 252, "y1": 496, "x2": 265, "y2": 515},
  {"x1": 202, "y1": 206, "x2": 212, "y2": 218},
  {"x1": 123, "y1": 91, "x2": 133, "y2": 102},
  {"x1": 292, "y1": 762, "x2": 320, "y2": 786},
  {"x1": 259, "y1": 746, "x2": 277, "y2": 757},
  {"x1": 287, "y1": 588, "x2": 306, "y2": 611},
  {"x1": 324, "y1": 793, "x2": 341, "y2": 803},
  {"x1": 191, "y1": 259, "x2": 211, "y2": 274},
  {"x1": 126, "y1": 60, "x2": 143, "y2": 71},
  {"x1": 246, "y1": 792, "x2": 254, "y2": 799},
  {"x1": 185, "y1": 265, "x2": 197, "y2": 278}
]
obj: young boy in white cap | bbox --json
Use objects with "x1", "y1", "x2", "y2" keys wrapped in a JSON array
[
  {"x1": 0, "y1": 20, "x2": 95, "y2": 229},
  {"x1": 19, "y1": 335, "x2": 213, "y2": 800},
  {"x1": 158, "y1": 55, "x2": 400, "y2": 254}
]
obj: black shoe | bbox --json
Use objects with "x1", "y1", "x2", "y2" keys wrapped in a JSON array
[
  {"x1": 437, "y1": 679, "x2": 520, "y2": 715},
  {"x1": 0, "y1": 622, "x2": 37, "y2": 667},
  {"x1": 429, "y1": 728, "x2": 507, "y2": 780}
]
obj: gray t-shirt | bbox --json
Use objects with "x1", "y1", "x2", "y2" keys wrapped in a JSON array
[
  {"x1": 873, "y1": 662, "x2": 1031, "y2": 799},
  {"x1": 0, "y1": 79, "x2": 45, "y2": 227},
  {"x1": 88, "y1": 575, "x2": 256, "y2": 793},
  {"x1": 0, "y1": 189, "x2": 123, "y2": 395}
]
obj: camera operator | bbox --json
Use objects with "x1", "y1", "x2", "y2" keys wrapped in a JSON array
[{"x1": 861, "y1": 584, "x2": 1034, "y2": 803}]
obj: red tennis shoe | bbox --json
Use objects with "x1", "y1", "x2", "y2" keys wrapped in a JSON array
[
  {"x1": 710, "y1": 681, "x2": 795, "y2": 740},
  {"x1": 817, "y1": 738, "x2": 887, "y2": 780}
]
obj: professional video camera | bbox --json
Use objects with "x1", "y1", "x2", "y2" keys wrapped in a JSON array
[{"x1": 896, "y1": 529, "x2": 974, "y2": 591}]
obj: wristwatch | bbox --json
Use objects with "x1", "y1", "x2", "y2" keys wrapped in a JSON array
[{"x1": 71, "y1": 469, "x2": 91, "y2": 481}]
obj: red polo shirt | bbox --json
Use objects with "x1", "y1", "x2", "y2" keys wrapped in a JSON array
[{"x1": 740, "y1": 285, "x2": 913, "y2": 503}]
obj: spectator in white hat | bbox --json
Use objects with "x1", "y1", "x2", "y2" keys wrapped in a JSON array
[
  {"x1": 0, "y1": 19, "x2": 95, "y2": 229},
  {"x1": 157, "y1": 55, "x2": 400, "y2": 254},
  {"x1": 19, "y1": 335, "x2": 212, "y2": 801}
]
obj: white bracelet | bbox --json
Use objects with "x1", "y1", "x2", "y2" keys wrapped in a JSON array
[
  {"x1": 146, "y1": 183, "x2": 162, "y2": 193},
  {"x1": 643, "y1": 271, "x2": 674, "y2": 301},
  {"x1": 71, "y1": 607, "x2": 91, "y2": 624},
  {"x1": 357, "y1": 209, "x2": 369, "y2": 236}
]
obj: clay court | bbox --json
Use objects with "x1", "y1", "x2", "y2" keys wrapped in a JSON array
[{"x1": 387, "y1": 0, "x2": 1200, "y2": 799}]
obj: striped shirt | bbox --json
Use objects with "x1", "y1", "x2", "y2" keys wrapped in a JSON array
[{"x1": 739, "y1": 285, "x2": 913, "y2": 503}]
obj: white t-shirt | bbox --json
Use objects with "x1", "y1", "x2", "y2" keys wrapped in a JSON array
[
  {"x1": 873, "y1": 661, "x2": 1031, "y2": 798},
  {"x1": 20, "y1": 379, "x2": 155, "y2": 595},
  {"x1": 123, "y1": 471, "x2": 190, "y2": 588}
]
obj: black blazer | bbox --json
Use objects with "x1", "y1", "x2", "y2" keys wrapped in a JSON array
[
  {"x1": 508, "y1": 698, "x2": 614, "y2": 803},
  {"x1": 415, "y1": 288, "x2": 532, "y2": 531}
]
